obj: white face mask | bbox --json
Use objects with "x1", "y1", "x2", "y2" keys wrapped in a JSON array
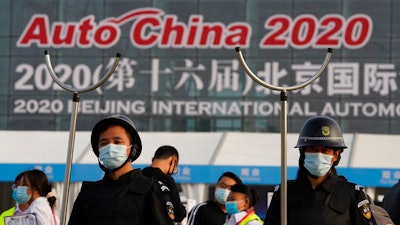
[
  {"x1": 304, "y1": 152, "x2": 334, "y2": 177},
  {"x1": 214, "y1": 188, "x2": 230, "y2": 204},
  {"x1": 98, "y1": 144, "x2": 129, "y2": 170}
]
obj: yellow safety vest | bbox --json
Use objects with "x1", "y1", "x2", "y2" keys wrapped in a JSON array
[
  {"x1": 224, "y1": 209, "x2": 264, "y2": 225},
  {"x1": 239, "y1": 212, "x2": 263, "y2": 225},
  {"x1": 0, "y1": 207, "x2": 16, "y2": 225}
]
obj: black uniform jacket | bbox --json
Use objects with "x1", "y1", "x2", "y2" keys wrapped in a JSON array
[
  {"x1": 142, "y1": 166, "x2": 187, "y2": 222},
  {"x1": 264, "y1": 170, "x2": 376, "y2": 225},
  {"x1": 68, "y1": 169, "x2": 174, "y2": 225},
  {"x1": 187, "y1": 200, "x2": 226, "y2": 225},
  {"x1": 382, "y1": 180, "x2": 400, "y2": 225}
]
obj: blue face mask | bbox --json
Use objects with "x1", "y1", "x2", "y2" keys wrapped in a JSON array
[
  {"x1": 12, "y1": 186, "x2": 31, "y2": 204},
  {"x1": 225, "y1": 200, "x2": 243, "y2": 215},
  {"x1": 304, "y1": 152, "x2": 334, "y2": 177},
  {"x1": 99, "y1": 144, "x2": 129, "y2": 170},
  {"x1": 214, "y1": 188, "x2": 230, "y2": 204}
]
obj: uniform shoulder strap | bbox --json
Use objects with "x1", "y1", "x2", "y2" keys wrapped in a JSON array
[{"x1": 154, "y1": 179, "x2": 176, "y2": 222}]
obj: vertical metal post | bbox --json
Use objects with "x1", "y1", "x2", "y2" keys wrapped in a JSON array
[
  {"x1": 59, "y1": 92, "x2": 79, "y2": 225},
  {"x1": 280, "y1": 91, "x2": 288, "y2": 225},
  {"x1": 44, "y1": 51, "x2": 121, "y2": 225},
  {"x1": 235, "y1": 47, "x2": 332, "y2": 225}
]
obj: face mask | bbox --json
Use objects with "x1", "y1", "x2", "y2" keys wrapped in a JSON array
[
  {"x1": 214, "y1": 188, "x2": 230, "y2": 204},
  {"x1": 99, "y1": 144, "x2": 129, "y2": 170},
  {"x1": 304, "y1": 152, "x2": 334, "y2": 177},
  {"x1": 12, "y1": 186, "x2": 31, "y2": 204},
  {"x1": 225, "y1": 200, "x2": 243, "y2": 215}
]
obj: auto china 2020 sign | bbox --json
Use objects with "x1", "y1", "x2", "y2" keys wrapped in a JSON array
[
  {"x1": 17, "y1": 8, "x2": 372, "y2": 49},
  {"x1": 3, "y1": 1, "x2": 400, "y2": 133}
]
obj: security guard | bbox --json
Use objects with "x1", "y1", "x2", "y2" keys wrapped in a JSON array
[
  {"x1": 264, "y1": 116, "x2": 376, "y2": 225},
  {"x1": 68, "y1": 115, "x2": 174, "y2": 225},
  {"x1": 142, "y1": 145, "x2": 187, "y2": 223}
]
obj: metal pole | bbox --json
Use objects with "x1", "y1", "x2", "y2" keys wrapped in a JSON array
[
  {"x1": 280, "y1": 91, "x2": 288, "y2": 225},
  {"x1": 235, "y1": 47, "x2": 332, "y2": 225},
  {"x1": 44, "y1": 51, "x2": 121, "y2": 225},
  {"x1": 59, "y1": 92, "x2": 79, "y2": 225}
]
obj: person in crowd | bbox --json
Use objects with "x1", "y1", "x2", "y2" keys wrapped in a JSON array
[
  {"x1": 225, "y1": 183, "x2": 263, "y2": 225},
  {"x1": 68, "y1": 114, "x2": 174, "y2": 225},
  {"x1": 142, "y1": 145, "x2": 187, "y2": 223},
  {"x1": 4, "y1": 169, "x2": 57, "y2": 225},
  {"x1": 187, "y1": 171, "x2": 243, "y2": 225},
  {"x1": 382, "y1": 179, "x2": 400, "y2": 225},
  {"x1": 0, "y1": 171, "x2": 29, "y2": 225},
  {"x1": 264, "y1": 116, "x2": 377, "y2": 225}
]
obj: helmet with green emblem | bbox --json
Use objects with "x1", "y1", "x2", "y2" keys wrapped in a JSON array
[{"x1": 295, "y1": 116, "x2": 347, "y2": 149}]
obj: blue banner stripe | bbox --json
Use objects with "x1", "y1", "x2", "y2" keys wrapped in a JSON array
[{"x1": 0, "y1": 164, "x2": 399, "y2": 187}]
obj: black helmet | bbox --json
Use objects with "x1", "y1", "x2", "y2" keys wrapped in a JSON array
[
  {"x1": 91, "y1": 114, "x2": 142, "y2": 161},
  {"x1": 295, "y1": 116, "x2": 347, "y2": 149}
]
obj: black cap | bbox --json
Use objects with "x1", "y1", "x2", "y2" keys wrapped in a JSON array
[
  {"x1": 91, "y1": 114, "x2": 142, "y2": 161},
  {"x1": 295, "y1": 116, "x2": 347, "y2": 149}
]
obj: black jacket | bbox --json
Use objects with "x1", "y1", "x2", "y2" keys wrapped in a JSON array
[
  {"x1": 264, "y1": 170, "x2": 376, "y2": 225},
  {"x1": 187, "y1": 200, "x2": 226, "y2": 225},
  {"x1": 382, "y1": 180, "x2": 400, "y2": 225},
  {"x1": 142, "y1": 166, "x2": 187, "y2": 222},
  {"x1": 68, "y1": 169, "x2": 174, "y2": 225}
]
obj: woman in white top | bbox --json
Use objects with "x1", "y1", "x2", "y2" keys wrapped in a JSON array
[{"x1": 13, "y1": 169, "x2": 58, "y2": 225}]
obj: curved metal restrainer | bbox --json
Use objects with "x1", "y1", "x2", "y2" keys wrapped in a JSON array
[
  {"x1": 44, "y1": 50, "x2": 121, "y2": 225},
  {"x1": 236, "y1": 47, "x2": 332, "y2": 225}
]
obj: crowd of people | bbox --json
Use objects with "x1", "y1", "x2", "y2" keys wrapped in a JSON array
[{"x1": 1, "y1": 114, "x2": 399, "y2": 225}]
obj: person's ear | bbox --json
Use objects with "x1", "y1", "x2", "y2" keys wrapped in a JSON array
[
  {"x1": 244, "y1": 197, "x2": 251, "y2": 208},
  {"x1": 332, "y1": 150, "x2": 340, "y2": 163}
]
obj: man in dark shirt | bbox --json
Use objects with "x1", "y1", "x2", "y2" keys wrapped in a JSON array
[
  {"x1": 68, "y1": 115, "x2": 174, "y2": 225},
  {"x1": 382, "y1": 180, "x2": 400, "y2": 225},
  {"x1": 187, "y1": 171, "x2": 242, "y2": 225},
  {"x1": 264, "y1": 116, "x2": 377, "y2": 225},
  {"x1": 142, "y1": 145, "x2": 187, "y2": 223}
]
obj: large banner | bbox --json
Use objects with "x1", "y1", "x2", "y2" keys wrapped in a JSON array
[{"x1": 1, "y1": 0, "x2": 400, "y2": 133}]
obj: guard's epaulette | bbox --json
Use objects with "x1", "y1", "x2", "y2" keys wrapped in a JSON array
[
  {"x1": 156, "y1": 180, "x2": 175, "y2": 221},
  {"x1": 354, "y1": 184, "x2": 364, "y2": 192},
  {"x1": 158, "y1": 180, "x2": 171, "y2": 192},
  {"x1": 353, "y1": 183, "x2": 374, "y2": 221}
]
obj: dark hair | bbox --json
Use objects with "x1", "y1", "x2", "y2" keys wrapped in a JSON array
[
  {"x1": 23, "y1": 169, "x2": 56, "y2": 210},
  {"x1": 14, "y1": 171, "x2": 26, "y2": 184},
  {"x1": 95, "y1": 121, "x2": 133, "y2": 147},
  {"x1": 153, "y1": 145, "x2": 179, "y2": 160},
  {"x1": 230, "y1": 183, "x2": 259, "y2": 207},
  {"x1": 218, "y1": 171, "x2": 243, "y2": 185}
]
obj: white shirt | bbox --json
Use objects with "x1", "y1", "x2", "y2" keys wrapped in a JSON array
[
  {"x1": 24, "y1": 197, "x2": 55, "y2": 225},
  {"x1": 225, "y1": 209, "x2": 263, "y2": 225},
  {"x1": 13, "y1": 205, "x2": 25, "y2": 216}
]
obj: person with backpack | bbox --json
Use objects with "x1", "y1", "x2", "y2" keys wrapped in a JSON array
[
  {"x1": 264, "y1": 116, "x2": 377, "y2": 225},
  {"x1": 142, "y1": 145, "x2": 187, "y2": 223},
  {"x1": 68, "y1": 114, "x2": 174, "y2": 225}
]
